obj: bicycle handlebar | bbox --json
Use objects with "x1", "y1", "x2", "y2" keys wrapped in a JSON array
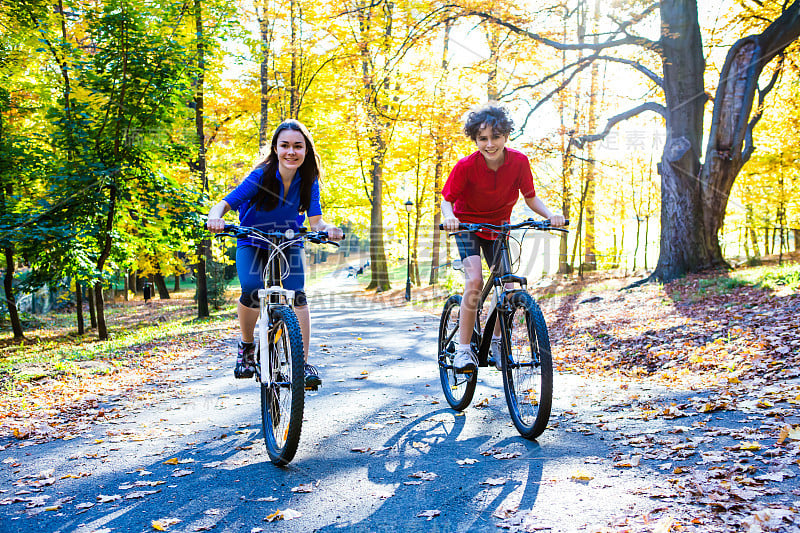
[
  {"x1": 205, "y1": 223, "x2": 343, "y2": 247},
  {"x1": 438, "y1": 218, "x2": 569, "y2": 234}
]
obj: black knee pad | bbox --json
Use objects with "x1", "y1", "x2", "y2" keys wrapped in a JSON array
[
  {"x1": 294, "y1": 290, "x2": 307, "y2": 306},
  {"x1": 239, "y1": 289, "x2": 260, "y2": 309}
]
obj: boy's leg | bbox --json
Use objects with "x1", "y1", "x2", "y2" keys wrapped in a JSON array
[
  {"x1": 452, "y1": 233, "x2": 485, "y2": 372},
  {"x1": 458, "y1": 254, "x2": 483, "y2": 345}
]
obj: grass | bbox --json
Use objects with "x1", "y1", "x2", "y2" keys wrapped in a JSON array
[{"x1": 0, "y1": 289, "x2": 237, "y2": 386}]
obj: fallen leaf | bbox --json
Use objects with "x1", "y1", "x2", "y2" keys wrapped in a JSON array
[
  {"x1": 480, "y1": 477, "x2": 506, "y2": 486},
  {"x1": 417, "y1": 509, "x2": 440, "y2": 520},
  {"x1": 264, "y1": 509, "x2": 302, "y2": 522},
  {"x1": 570, "y1": 469, "x2": 594, "y2": 481},
  {"x1": 291, "y1": 483, "x2": 316, "y2": 493}
]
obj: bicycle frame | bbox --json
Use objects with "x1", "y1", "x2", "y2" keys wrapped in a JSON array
[{"x1": 472, "y1": 232, "x2": 528, "y2": 368}]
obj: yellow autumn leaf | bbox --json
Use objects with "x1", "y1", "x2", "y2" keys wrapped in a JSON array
[
  {"x1": 163, "y1": 458, "x2": 179, "y2": 465},
  {"x1": 757, "y1": 399, "x2": 773, "y2": 408},
  {"x1": 570, "y1": 469, "x2": 593, "y2": 481},
  {"x1": 778, "y1": 425, "x2": 791, "y2": 445},
  {"x1": 152, "y1": 520, "x2": 167, "y2": 531},
  {"x1": 740, "y1": 441, "x2": 761, "y2": 451}
]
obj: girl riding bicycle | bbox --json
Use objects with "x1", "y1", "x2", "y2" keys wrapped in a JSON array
[
  {"x1": 441, "y1": 103, "x2": 565, "y2": 373},
  {"x1": 207, "y1": 119, "x2": 343, "y2": 387}
]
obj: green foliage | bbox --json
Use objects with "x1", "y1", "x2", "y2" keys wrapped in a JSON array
[{"x1": 203, "y1": 258, "x2": 231, "y2": 310}]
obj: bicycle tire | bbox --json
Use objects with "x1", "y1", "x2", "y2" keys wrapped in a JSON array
[
  {"x1": 438, "y1": 294, "x2": 478, "y2": 411},
  {"x1": 260, "y1": 305, "x2": 305, "y2": 466},
  {"x1": 500, "y1": 292, "x2": 553, "y2": 439}
]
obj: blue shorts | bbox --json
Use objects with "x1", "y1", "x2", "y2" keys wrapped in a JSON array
[
  {"x1": 455, "y1": 232, "x2": 502, "y2": 268},
  {"x1": 236, "y1": 245, "x2": 306, "y2": 308}
]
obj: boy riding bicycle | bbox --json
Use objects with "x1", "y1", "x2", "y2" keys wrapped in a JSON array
[{"x1": 441, "y1": 104, "x2": 565, "y2": 373}]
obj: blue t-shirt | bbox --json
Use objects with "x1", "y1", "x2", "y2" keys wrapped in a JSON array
[{"x1": 224, "y1": 166, "x2": 322, "y2": 249}]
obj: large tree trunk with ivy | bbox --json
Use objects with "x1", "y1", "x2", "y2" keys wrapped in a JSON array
[
  {"x1": 654, "y1": 1, "x2": 800, "y2": 280},
  {"x1": 651, "y1": 2, "x2": 712, "y2": 281}
]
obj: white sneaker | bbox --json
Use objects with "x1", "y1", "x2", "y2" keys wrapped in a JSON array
[
  {"x1": 453, "y1": 347, "x2": 477, "y2": 373},
  {"x1": 490, "y1": 338, "x2": 503, "y2": 371}
]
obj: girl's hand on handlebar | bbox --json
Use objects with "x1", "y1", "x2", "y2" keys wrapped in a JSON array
[
  {"x1": 442, "y1": 216, "x2": 461, "y2": 232},
  {"x1": 207, "y1": 218, "x2": 226, "y2": 233}
]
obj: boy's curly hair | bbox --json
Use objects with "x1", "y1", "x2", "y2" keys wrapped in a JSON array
[{"x1": 463, "y1": 103, "x2": 514, "y2": 141}]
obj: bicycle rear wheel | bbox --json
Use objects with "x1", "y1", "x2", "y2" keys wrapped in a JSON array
[
  {"x1": 500, "y1": 292, "x2": 553, "y2": 440},
  {"x1": 260, "y1": 305, "x2": 305, "y2": 466},
  {"x1": 438, "y1": 294, "x2": 478, "y2": 411}
]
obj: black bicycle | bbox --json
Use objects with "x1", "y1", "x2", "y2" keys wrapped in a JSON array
[
  {"x1": 438, "y1": 218, "x2": 568, "y2": 439},
  {"x1": 211, "y1": 223, "x2": 340, "y2": 465}
]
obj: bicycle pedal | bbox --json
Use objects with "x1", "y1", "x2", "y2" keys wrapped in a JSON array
[{"x1": 305, "y1": 385, "x2": 319, "y2": 391}]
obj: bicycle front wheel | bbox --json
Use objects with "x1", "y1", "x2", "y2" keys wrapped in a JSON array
[
  {"x1": 501, "y1": 292, "x2": 553, "y2": 440},
  {"x1": 438, "y1": 294, "x2": 477, "y2": 411},
  {"x1": 260, "y1": 305, "x2": 305, "y2": 466}
]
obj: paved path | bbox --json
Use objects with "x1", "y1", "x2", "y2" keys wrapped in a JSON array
[{"x1": 2, "y1": 278, "x2": 798, "y2": 532}]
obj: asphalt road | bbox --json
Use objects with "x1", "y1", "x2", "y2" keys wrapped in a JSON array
[{"x1": 3, "y1": 274, "x2": 796, "y2": 532}]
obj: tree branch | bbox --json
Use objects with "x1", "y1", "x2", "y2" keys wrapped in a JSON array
[
  {"x1": 461, "y1": 8, "x2": 661, "y2": 54},
  {"x1": 572, "y1": 102, "x2": 666, "y2": 149},
  {"x1": 743, "y1": 54, "x2": 784, "y2": 160}
]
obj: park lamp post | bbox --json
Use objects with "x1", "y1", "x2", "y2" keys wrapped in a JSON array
[{"x1": 404, "y1": 199, "x2": 413, "y2": 301}]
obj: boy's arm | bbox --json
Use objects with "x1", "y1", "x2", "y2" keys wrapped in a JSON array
[
  {"x1": 441, "y1": 200, "x2": 460, "y2": 231},
  {"x1": 524, "y1": 196, "x2": 565, "y2": 227}
]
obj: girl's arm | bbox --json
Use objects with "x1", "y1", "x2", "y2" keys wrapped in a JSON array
[
  {"x1": 207, "y1": 200, "x2": 232, "y2": 233},
  {"x1": 308, "y1": 215, "x2": 344, "y2": 240},
  {"x1": 524, "y1": 196, "x2": 565, "y2": 227}
]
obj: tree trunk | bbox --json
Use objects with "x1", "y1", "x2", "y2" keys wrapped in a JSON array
[
  {"x1": 582, "y1": 0, "x2": 600, "y2": 271},
  {"x1": 429, "y1": 22, "x2": 451, "y2": 286},
  {"x1": 93, "y1": 282, "x2": 106, "y2": 339},
  {"x1": 87, "y1": 283, "x2": 97, "y2": 328},
  {"x1": 366, "y1": 142, "x2": 391, "y2": 291},
  {"x1": 654, "y1": 0, "x2": 800, "y2": 280},
  {"x1": 195, "y1": 0, "x2": 210, "y2": 318},
  {"x1": 94, "y1": 185, "x2": 117, "y2": 340},
  {"x1": 154, "y1": 272, "x2": 170, "y2": 299},
  {"x1": 257, "y1": 0, "x2": 273, "y2": 145},
  {"x1": 3, "y1": 247, "x2": 23, "y2": 339},
  {"x1": 652, "y1": 2, "x2": 710, "y2": 281},
  {"x1": 173, "y1": 274, "x2": 180, "y2": 291},
  {"x1": 75, "y1": 280, "x2": 85, "y2": 335}
]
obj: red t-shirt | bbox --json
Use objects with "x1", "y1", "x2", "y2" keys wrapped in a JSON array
[{"x1": 441, "y1": 147, "x2": 536, "y2": 239}]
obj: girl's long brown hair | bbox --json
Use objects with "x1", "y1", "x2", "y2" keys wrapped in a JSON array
[{"x1": 252, "y1": 119, "x2": 322, "y2": 213}]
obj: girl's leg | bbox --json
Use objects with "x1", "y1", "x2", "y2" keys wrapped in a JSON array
[
  {"x1": 236, "y1": 245, "x2": 264, "y2": 342},
  {"x1": 294, "y1": 304, "x2": 310, "y2": 361},
  {"x1": 238, "y1": 302, "x2": 260, "y2": 343}
]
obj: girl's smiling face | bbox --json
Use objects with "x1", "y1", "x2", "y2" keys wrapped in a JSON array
[
  {"x1": 475, "y1": 124, "x2": 507, "y2": 168},
  {"x1": 275, "y1": 129, "x2": 306, "y2": 175}
]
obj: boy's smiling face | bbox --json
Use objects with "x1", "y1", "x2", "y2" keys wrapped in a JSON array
[{"x1": 475, "y1": 124, "x2": 507, "y2": 168}]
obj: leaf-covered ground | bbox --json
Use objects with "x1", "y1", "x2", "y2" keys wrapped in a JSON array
[
  {"x1": 538, "y1": 266, "x2": 800, "y2": 532},
  {"x1": 1, "y1": 263, "x2": 799, "y2": 532}
]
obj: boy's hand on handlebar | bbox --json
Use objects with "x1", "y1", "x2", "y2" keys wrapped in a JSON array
[
  {"x1": 326, "y1": 226, "x2": 344, "y2": 241},
  {"x1": 206, "y1": 218, "x2": 226, "y2": 233},
  {"x1": 548, "y1": 214, "x2": 566, "y2": 228},
  {"x1": 442, "y1": 217, "x2": 461, "y2": 232}
]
